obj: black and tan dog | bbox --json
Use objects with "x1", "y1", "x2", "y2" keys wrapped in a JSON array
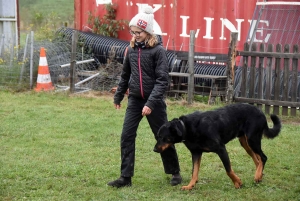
[{"x1": 153, "y1": 103, "x2": 281, "y2": 190}]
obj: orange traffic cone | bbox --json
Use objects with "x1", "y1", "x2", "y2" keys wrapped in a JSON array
[{"x1": 34, "y1": 47, "x2": 55, "y2": 92}]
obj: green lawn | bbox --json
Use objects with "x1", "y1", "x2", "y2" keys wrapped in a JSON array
[
  {"x1": 19, "y1": 0, "x2": 74, "y2": 26},
  {"x1": 0, "y1": 91, "x2": 299, "y2": 201},
  {"x1": 19, "y1": 0, "x2": 74, "y2": 44}
]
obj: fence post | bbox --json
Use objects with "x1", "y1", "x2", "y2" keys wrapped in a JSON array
[
  {"x1": 19, "y1": 34, "x2": 29, "y2": 85},
  {"x1": 265, "y1": 44, "x2": 273, "y2": 114},
  {"x1": 70, "y1": 30, "x2": 78, "y2": 93},
  {"x1": 257, "y1": 43, "x2": 265, "y2": 110},
  {"x1": 0, "y1": 34, "x2": 4, "y2": 57},
  {"x1": 30, "y1": 31, "x2": 34, "y2": 89},
  {"x1": 249, "y1": 43, "x2": 257, "y2": 99},
  {"x1": 291, "y1": 45, "x2": 299, "y2": 116},
  {"x1": 282, "y1": 44, "x2": 290, "y2": 115},
  {"x1": 273, "y1": 44, "x2": 282, "y2": 115},
  {"x1": 240, "y1": 43, "x2": 249, "y2": 98},
  {"x1": 226, "y1": 32, "x2": 238, "y2": 104},
  {"x1": 187, "y1": 30, "x2": 195, "y2": 104}
]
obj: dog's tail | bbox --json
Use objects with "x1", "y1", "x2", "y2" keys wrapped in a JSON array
[{"x1": 263, "y1": 114, "x2": 281, "y2": 139}]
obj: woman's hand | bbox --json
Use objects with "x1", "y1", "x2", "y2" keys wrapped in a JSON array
[
  {"x1": 114, "y1": 104, "x2": 121, "y2": 110},
  {"x1": 142, "y1": 106, "x2": 152, "y2": 116}
]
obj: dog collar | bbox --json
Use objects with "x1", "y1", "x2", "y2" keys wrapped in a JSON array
[{"x1": 179, "y1": 119, "x2": 186, "y2": 142}]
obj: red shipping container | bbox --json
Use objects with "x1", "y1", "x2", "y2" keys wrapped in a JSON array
[{"x1": 74, "y1": 0, "x2": 298, "y2": 54}]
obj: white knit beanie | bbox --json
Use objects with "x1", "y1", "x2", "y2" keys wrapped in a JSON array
[{"x1": 129, "y1": 6, "x2": 154, "y2": 34}]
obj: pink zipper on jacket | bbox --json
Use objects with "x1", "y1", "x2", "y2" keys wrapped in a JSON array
[{"x1": 138, "y1": 48, "x2": 144, "y2": 99}]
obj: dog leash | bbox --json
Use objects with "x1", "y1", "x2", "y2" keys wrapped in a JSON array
[{"x1": 179, "y1": 119, "x2": 186, "y2": 142}]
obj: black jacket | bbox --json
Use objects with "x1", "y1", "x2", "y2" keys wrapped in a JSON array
[{"x1": 114, "y1": 43, "x2": 169, "y2": 110}]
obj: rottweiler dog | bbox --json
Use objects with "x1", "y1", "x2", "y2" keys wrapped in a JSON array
[{"x1": 153, "y1": 103, "x2": 281, "y2": 190}]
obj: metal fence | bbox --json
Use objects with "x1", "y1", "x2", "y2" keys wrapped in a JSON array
[
  {"x1": 0, "y1": 27, "x2": 177, "y2": 94},
  {"x1": 0, "y1": 30, "x2": 125, "y2": 93}
]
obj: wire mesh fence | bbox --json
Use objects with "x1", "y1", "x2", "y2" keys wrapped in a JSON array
[
  {"x1": 0, "y1": 29, "x2": 126, "y2": 93},
  {"x1": 0, "y1": 27, "x2": 178, "y2": 93},
  {"x1": 0, "y1": 26, "x2": 230, "y2": 96}
]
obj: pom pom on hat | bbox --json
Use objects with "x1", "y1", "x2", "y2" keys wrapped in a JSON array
[
  {"x1": 143, "y1": 6, "x2": 154, "y2": 14},
  {"x1": 129, "y1": 6, "x2": 154, "y2": 34}
]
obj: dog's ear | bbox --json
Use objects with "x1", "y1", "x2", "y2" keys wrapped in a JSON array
[
  {"x1": 165, "y1": 121, "x2": 172, "y2": 129},
  {"x1": 170, "y1": 119, "x2": 183, "y2": 137},
  {"x1": 179, "y1": 116, "x2": 187, "y2": 122}
]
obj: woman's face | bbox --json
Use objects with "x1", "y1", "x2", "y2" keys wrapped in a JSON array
[{"x1": 129, "y1": 26, "x2": 148, "y2": 42}]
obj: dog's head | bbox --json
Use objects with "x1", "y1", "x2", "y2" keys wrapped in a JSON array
[{"x1": 153, "y1": 118, "x2": 185, "y2": 153}]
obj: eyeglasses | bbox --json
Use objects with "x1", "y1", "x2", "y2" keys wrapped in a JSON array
[{"x1": 129, "y1": 30, "x2": 144, "y2": 36}]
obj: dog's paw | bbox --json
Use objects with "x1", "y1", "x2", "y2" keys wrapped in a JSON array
[
  {"x1": 254, "y1": 178, "x2": 262, "y2": 183},
  {"x1": 255, "y1": 170, "x2": 264, "y2": 183},
  {"x1": 254, "y1": 173, "x2": 263, "y2": 183},
  {"x1": 234, "y1": 183, "x2": 243, "y2": 189},
  {"x1": 181, "y1": 185, "x2": 193, "y2": 191},
  {"x1": 234, "y1": 180, "x2": 243, "y2": 189}
]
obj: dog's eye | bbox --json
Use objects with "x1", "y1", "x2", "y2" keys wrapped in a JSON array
[{"x1": 164, "y1": 137, "x2": 171, "y2": 142}]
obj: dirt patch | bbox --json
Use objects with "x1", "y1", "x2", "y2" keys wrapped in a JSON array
[{"x1": 280, "y1": 119, "x2": 300, "y2": 126}]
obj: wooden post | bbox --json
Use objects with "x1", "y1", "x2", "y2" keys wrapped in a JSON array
[
  {"x1": 282, "y1": 44, "x2": 290, "y2": 115},
  {"x1": 274, "y1": 44, "x2": 281, "y2": 115},
  {"x1": 249, "y1": 43, "x2": 257, "y2": 100},
  {"x1": 187, "y1": 30, "x2": 195, "y2": 104},
  {"x1": 225, "y1": 32, "x2": 238, "y2": 104},
  {"x1": 241, "y1": 43, "x2": 249, "y2": 98},
  {"x1": 265, "y1": 44, "x2": 274, "y2": 114},
  {"x1": 257, "y1": 43, "x2": 265, "y2": 110},
  {"x1": 291, "y1": 45, "x2": 299, "y2": 116},
  {"x1": 70, "y1": 30, "x2": 78, "y2": 93}
]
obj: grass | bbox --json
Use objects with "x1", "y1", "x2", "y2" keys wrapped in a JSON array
[
  {"x1": 19, "y1": 0, "x2": 74, "y2": 44},
  {"x1": 0, "y1": 90, "x2": 300, "y2": 201},
  {"x1": 19, "y1": 0, "x2": 74, "y2": 27}
]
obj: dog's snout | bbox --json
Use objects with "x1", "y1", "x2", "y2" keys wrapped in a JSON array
[
  {"x1": 153, "y1": 142, "x2": 169, "y2": 153},
  {"x1": 153, "y1": 144, "x2": 159, "y2": 153}
]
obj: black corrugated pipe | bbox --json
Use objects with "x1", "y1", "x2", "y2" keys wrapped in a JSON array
[
  {"x1": 55, "y1": 27, "x2": 176, "y2": 67},
  {"x1": 54, "y1": 27, "x2": 231, "y2": 88}
]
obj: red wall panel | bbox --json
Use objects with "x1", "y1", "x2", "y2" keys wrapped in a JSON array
[{"x1": 74, "y1": 0, "x2": 296, "y2": 54}]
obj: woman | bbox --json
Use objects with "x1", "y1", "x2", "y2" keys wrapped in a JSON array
[{"x1": 107, "y1": 6, "x2": 181, "y2": 188}]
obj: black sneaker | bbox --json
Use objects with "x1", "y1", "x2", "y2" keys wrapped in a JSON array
[
  {"x1": 107, "y1": 177, "x2": 132, "y2": 188},
  {"x1": 170, "y1": 173, "x2": 182, "y2": 186}
]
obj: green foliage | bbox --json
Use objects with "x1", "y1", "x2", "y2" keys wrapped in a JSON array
[
  {"x1": 19, "y1": 0, "x2": 74, "y2": 42},
  {"x1": 32, "y1": 11, "x2": 44, "y2": 26},
  {"x1": 19, "y1": 0, "x2": 73, "y2": 27},
  {"x1": 88, "y1": 3, "x2": 128, "y2": 38},
  {"x1": 0, "y1": 91, "x2": 299, "y2": 200},
  {"x1": 27, "y1": 12, "x2": 60, "y2": 41}
]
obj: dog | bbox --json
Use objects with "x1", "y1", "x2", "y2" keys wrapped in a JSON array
[{"x1": 153, "y1": 103, "x2": 281, "y2": 190}]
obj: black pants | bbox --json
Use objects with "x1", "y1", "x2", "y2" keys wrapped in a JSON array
[{"x1": 120, "y1": 96, "x2": 180, "y2": 177}]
